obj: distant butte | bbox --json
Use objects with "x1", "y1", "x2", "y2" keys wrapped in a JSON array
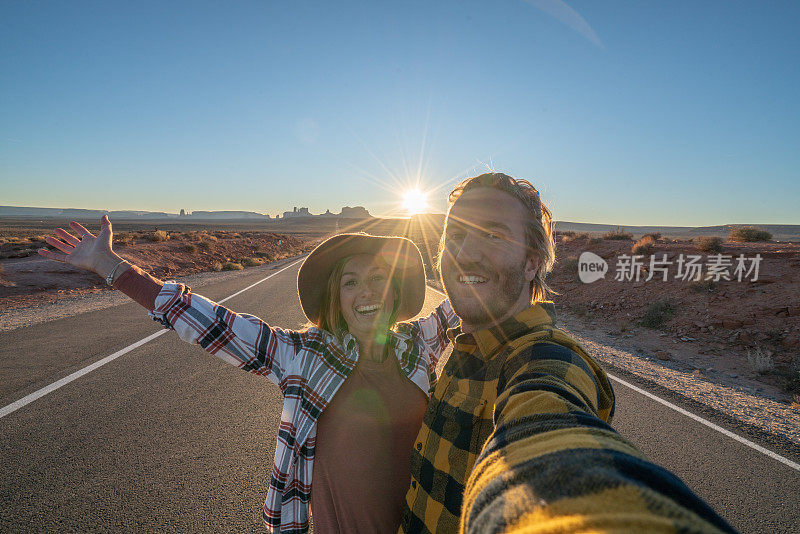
[{"x1": 0, "y1": 205, "x2": 372, "y2": 220}]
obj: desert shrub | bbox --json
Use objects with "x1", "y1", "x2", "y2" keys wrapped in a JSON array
[
  {"x1": 556, "y1": 230, "x2": 576, "y2": 238},
  {"x1": 631, "y1": 235, "x2": 655, "y2": 255},
  {"x1": 603, "y1": 226, "x2": 633, "y2": 240},
  {"x1": 746, "y1": 346, "x2": 773, "y2": 374},
  {"x1": 689, "y1": 278, "x2": 717, "y2": 293},
  {"x1": 695, "y1": 236, "x2": 723, "y2": 253},
  {"x1": 114, "y1": 233, "x2": 133, "y2": 247},
  {"x1": 642, "y1": 232, "x2": 661, "y2": 241},
  {"x1": 729, "y1": 226, "x2": 772, "y2": 242},
  {"x1": 222, "y1": 262, "x2": 244, "y2": 271},
  {"x1": 198, "y1": 241, "x2": 213, "y2": 250},
  {"x1": 782, "y1": 369, "x2": 800, "y2": 394},
  {"x1": 764, "y1": 329, "x2": 783, "y2": 346},
  {"x1": 254, "y1": 251, "x2": 272, "y2": 259},
  {"x1": 211, "y1": 262, "x2": 223, "y2": 272},
  {"x1": 560, "y1": 256, "x2": 579, "y2": 270},
  {"x1": 588, "y1": 236, "x2": 603, "y2": 245},
  {"x1": 148, "y1": 230, "x2": 169, "y2": 242},
  {"x1": 558, "y1": 256, "x2": 580, "y2": 281},
  {"x1": 242, "y1": 257, "x2": 262, "y2": 267},
  {"x1": 183, "y1": 244, "x2": 198, "y2": 253},
  {"x1": 639, "y1": 300, "x2": 676, "y2": 328},
  {"x1": 562, "y1": 232, "x2": 591, "y2": 243}
]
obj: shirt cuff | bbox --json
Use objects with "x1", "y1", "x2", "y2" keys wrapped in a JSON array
[{"x1": 148, "y1": 281, "x2": 191, "y2": 328}]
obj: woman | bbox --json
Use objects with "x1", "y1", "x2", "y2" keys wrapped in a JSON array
[{"x1": 39, "y1": 216, "x2": 458, "y2": 533}]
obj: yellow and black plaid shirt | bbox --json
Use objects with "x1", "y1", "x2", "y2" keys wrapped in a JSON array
[{"x1": 399, "y1": 302, "x2": 733, "y2": 534}]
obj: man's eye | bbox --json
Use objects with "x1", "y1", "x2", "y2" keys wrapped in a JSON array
[{"x1": 485, "y1": 232, "x2": 501, "y2": 241}]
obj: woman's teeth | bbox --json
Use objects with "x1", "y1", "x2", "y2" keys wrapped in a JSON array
[
  {"x1": 458, "y1": 275, "x2": 488, "y2": 285},
  {"x1": 356, "y1": 304, "x2": 381, "y2": 315}
]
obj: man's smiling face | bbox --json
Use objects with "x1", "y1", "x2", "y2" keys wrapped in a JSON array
[{"x1": 440, "y1": 187, "x2": 538, "y2": 332}]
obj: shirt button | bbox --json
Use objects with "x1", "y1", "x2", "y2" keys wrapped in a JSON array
[
  {"x1": 412, "y1": 480, "x2": 417, "y2": 489},
  {"x1": 416, "y1": 442, "x2": 422, "y2": 451}
]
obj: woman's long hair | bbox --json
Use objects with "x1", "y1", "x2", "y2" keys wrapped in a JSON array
[{"x1": 316, "y1": 255, "x2": 401, "y2": 342}]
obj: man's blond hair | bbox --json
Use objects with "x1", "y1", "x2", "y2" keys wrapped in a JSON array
[{"x1": 438, "y1": 172, "x2": 556, "y2": 304}]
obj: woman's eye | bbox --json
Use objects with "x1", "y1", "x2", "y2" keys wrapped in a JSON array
[
  {"x1": 343, "y1": 280, "x2": 357, "y2": 287},
  {"x1": 485, "y1": 232, "x2": 500, "y2": 241}
]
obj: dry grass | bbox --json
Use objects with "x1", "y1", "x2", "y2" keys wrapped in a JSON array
[
  {"x1": 640, "y1": 300, "x2": 676, "y2": 329},
  {"x1": 114, "y1": 232, "x2": 133, "y2": 248},
  {"x1": 211, "y1": 262, "x2": 223, "y2": 272},
  {"x1": 746, "y1": 346, "x2": 774, "y2": 374},
  {"x1": 782, "y1": 369, "x2": 800, "y2": 395},
  {"x1": 603, "y1": 226, "x2": 633, "y2": 241},
  {"x1": 695, "y1": 236, "x2": 723, "y2": 253},
  {"x1": 729, "y1": 226, "x2": 772, "y2": 242},
  {"x1": 631, "y1": 235, "x2": 655, "y2": 255},
  {"x1": 642, "y1": 232, "x2": 661, "y2": 241},
  {"x1": 558, "y1": 256, "x2": 580, "y2": 281},
  {"x1": 689, "y1": 278, "x2": 718, "y2": 293},
  {"x1": 148, "y1": 230, "x2": 169, "y2": 242}
]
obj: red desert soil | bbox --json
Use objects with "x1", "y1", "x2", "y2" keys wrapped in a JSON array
[
  {"x1": 549, "y1": 235, "x2": 800, "y2": 399},
  {"x1": 0, "y1": 229, "x2": 312, "y2": 310}
]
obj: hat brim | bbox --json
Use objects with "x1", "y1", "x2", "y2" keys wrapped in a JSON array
[{"x1": 297, "y1": 233, "x2": 426, "y2": 325}]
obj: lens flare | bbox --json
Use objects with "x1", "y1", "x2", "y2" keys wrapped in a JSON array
[{"x1": 402, "y1": 189, "x2": 428, "y2": 216}]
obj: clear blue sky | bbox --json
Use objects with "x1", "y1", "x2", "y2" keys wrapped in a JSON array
[{"x1": 2, "y1": 1, "x2": 798, "y2": 225}]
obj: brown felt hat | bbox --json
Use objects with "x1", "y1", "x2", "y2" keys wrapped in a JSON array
[{"x1": 297, "y1": 233, "x2": 426, "y2": 324}]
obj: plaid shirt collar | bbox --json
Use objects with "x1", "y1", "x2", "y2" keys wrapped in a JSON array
[{"x1": 446, "y1": 301, "x2": 558, "y2": 360}]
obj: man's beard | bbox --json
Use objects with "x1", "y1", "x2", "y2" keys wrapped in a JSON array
[{"x1": 442, "y1": 258, "x2": 528, "y2": 328}]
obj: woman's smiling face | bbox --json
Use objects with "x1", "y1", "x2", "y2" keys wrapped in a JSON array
[{"x1": 338, "y1": 254, "x2": 396, "y2": 340}]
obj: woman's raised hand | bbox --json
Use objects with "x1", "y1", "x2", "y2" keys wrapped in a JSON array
[{"x1": 38, "y1": 215, "x2": 122, "y2": 276}]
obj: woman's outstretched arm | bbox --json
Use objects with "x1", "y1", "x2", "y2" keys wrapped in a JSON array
[
  {"x1": 38, "y1": 216, "x2": 304, "y2": 388},
  {"x1": 402, "y1": 299, "x2": 459, "y2": 366}
]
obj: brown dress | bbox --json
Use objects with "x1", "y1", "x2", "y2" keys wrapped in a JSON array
[{"x1": 311, "y1": 354, "x2": 428, "y2": 533}]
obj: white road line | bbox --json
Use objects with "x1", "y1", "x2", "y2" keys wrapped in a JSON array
[
  {"x1": 0, "y1": 258, "x2": 304, "y2": 420},
  {"x1": 608, "y1": 373, "x2": 800, "y2": 472},
  {"x1": 425, "y1": 285, "x2": 800, "y2": 473}
]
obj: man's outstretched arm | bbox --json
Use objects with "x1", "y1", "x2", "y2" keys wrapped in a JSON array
[{"x1": 460, "y1": 342, "x2": 735, "y2": 533}]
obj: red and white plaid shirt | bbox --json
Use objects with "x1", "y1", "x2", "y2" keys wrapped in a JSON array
[{"x1": 149, "y1": 282, "x2": 458, "y2": 533}]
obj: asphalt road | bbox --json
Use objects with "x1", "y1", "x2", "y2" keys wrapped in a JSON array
[{"x1": 1, "y1": 258, "x2": 798, "y2": 533}]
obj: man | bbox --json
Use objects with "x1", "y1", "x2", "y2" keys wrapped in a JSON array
[{"x1": 399, "y1": 172, "x2": 734, "y2": 533}]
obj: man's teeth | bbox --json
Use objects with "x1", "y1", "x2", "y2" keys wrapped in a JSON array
[
  {"x1": 356, "y1": 304, "x2": 381, "y2": 315},
  {"x1": 459, "y1": 275, "x2": 488, "y2": 284}
]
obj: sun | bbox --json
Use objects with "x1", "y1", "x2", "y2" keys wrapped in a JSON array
[{"x1": 402, "y1": 189, "x2": 428, "y2": 216}]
